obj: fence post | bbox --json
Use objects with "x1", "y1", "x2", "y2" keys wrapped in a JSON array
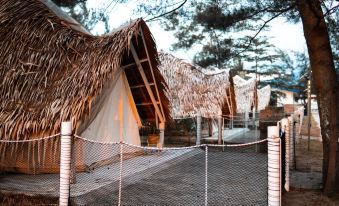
[
  {"x1": 118, "y1": 141, "x2": 123, "y2": 206},
  {"x1": 267, "y1": 126, "x2": 280, "y2": 206},
  {"x1": 59, "y1": 121, "x2": 72, "y2": 206},
  {"x1": 205, "y1": 145, "x2": 208, "y2": 206},
  {"x1": 196, "y1": 112, "x2": 202, "y2": 145},
  {"x1": 245, "y1": 109, "x2": 249, "y2": 128},
  {"x1": 281, "y1": 118, "x2": 290, "y2": 192},
  {"x1": 288, "y1": 116, "x2": 294, "y2": 170},
  {"x1": 218, "y1": 110, "x2": 223, "y2": 145},
  {"x1": 292, "y1": 115, "x2": 297, "y2": 170},
  {"x1": 159, "y1": 122, "x2": 165, "y2": 148}
]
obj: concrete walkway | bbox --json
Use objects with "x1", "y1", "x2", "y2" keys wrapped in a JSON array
[{"x1": 203, "y1": 128, "x2": 260, "y2": 143}]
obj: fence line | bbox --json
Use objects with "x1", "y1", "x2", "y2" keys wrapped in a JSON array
[
  {"x1": 0, "y1": 113, "x2": 304, "y2": 206},
  {"x1": 0, "y1": 133, "x2": 60, "y2": 143},
  {"x1": 74, "y1": 134, "x2": 268, "y2": 150}
]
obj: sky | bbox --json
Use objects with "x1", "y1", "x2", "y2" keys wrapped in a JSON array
[{"x1": 87, "y1": 0, "x2": 307, "y2": 65}]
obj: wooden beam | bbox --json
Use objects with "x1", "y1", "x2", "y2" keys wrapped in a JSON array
[
  {"x1": 130, "y1": 83, "x2": 155, "y2": 89},
  {"x1": 228, "y1": 87, "x2": 234, "y2": 116},
  {"x1": 139, "y1": 27, "x2": 166, "y2": 122},
  {"x1": 121, "y1": 58, "x2": 148, "y2": 69},
  {"x1": 130, "y1": 43, "x2": 165, "y2": 123},
  {"x1": 224, "y1": 87, "x2": 231, "y2": 116},
  {"x1": 136, "y1": 101, "x2": 160, "y2": 106}
]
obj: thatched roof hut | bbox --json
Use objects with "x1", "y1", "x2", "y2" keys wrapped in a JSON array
[
  {"x1": 233, "y1": 75, "x2": 271, "y2": 113},
  {"x1": 233, "y1": 75, "x2": 257, "y2": 113},
  {"x1": 158, "y1": 52, "x2": 232, "y2": 118},
  {"x1": 0, "y1": 0, "x2": 169, "y2": 141}
]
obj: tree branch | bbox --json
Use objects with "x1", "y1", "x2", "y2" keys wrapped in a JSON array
[
  {"x1": 324, "y1": 4, "x2": 339, "y2": 16},
  {"x1": 233, "y1": 4, "x2": 296, "y2": 58},
  {"x1": 145, "y1": 0, "x2": 188, "y2": 22}
]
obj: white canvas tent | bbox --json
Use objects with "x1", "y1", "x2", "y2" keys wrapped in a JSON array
[
  {"x1": 0, "y1": 0, "x2": 170, "y2": 173},
  {"x1": 80, "y1": 74, "x2": 141, "y2": 145}
]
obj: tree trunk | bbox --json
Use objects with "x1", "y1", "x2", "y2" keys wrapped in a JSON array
[
  {"x1": 336, "y1": 81, "x2": 339, "y2": 189},
  {"x1": 297, "y1": 0, "x2": 338, "y2": 195}
]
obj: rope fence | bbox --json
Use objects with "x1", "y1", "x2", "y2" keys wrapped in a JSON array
[{"x1": 0, "y1": 113, "x2": 302, "y2": 206}]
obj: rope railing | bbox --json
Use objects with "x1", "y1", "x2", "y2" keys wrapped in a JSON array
[
  {"x1": 1, "y1": 116, "x2": 299, "y2": 206},
  {"x1": 0, "y1": 133, "x2": 60, "y2": 143},
  {"x1": 74, "y1": 134, "x2": 268, "y2": 150}
]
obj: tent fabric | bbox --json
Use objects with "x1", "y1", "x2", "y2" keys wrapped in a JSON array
[
  {"x1": 257, "y1": 85, "x2": 271, "y2": 111},
  {"x1": 158, "y1": 52, "x2": 230, "y2": 118},
  {"x1": 81, "y1": 73, "x2": 141, "y2": 145},
  {"x1": 233, "y1": 75, "x2": 256, "y2": 113}
]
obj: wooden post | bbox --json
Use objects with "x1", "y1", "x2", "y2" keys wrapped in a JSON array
[
  {"x1": 59, "y1": 121, "x2": 72, "y2": 206},
  {"x1": 292, "y1": 115, "x2": 297, "y2": 170},
  {"x1": 281, "y1": 118, "x2": 289, "y2": 192},
  {"x1": 159, "y1": 122, "x2": 165, "y2": 148},
  {"x1": 208, "y1": 119, "x2": 213, "y2": 137},
  {"x1": 70, "y1": 137, "x2": 76, "y2": 184},
  {"x1": 288, "y1": 116, "x2": 294, "y2": 170},
  {"x1": 218, "y1": 110, "x2": 223, "y2": 145},
  {"x1": 253, "y1": 107, "x2": 256, "y2": 128},
  {"x1": 307, "y1": 78, "x2": 311, "y2": 151},
  {"x1": 267, "y1": 126, "x2": 280, "y2": 206},
  {"x1": 245, "y1": 109, "x2": 249, "y2": 128},
  {"x1": 196, "y1": 112, "x2": 202, "y2": 145}
]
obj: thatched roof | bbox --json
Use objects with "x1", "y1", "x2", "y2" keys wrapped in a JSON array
[
  {"x1": 233, "y1": 75, "x2": 256, "y2": 113},
  {"x1": 158, "y1": 52, "x2": 230, "y2": 118},
  {"x1": 0, "y1": 0, "x2": 169, "y2": 140},
  {"x1": 233, "y1": 75, "x2": 271, "y2": 113},
  {"x1": 257, "y1": 85, "x2": 271, "y2": 111}
]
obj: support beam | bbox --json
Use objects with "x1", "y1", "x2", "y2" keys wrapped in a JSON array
[
  {"x1": 136, "y1": 101, "x2": 160, "y2": 106},
  {"x1": 130, "y1": 83, "x2": 155, "y2": 89},
  {"x1": 121, "y1": 58, "x2": 148, "y2": 69},
  {"x1": 140, "y1": 27, "x2": 166, "y2": 122},
  {"x1": 218, "y1": 110, "x2": 223, "y2": 145},
  {"x1": 130, "y1": 43, "x2": 165, "y2": 123},
  {"x1": 158, "y1": 122, "x2": 165, "y2": 148},
  {"x1": 245, "y1": 109, "x2": 249, "y2": 128},
  {"x1": 196, "y1": 112, "x2": 202, "y2": 145}
]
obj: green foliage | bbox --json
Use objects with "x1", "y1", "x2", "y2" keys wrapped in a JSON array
[{"x1": 237, "y1": 36, "x2": 280, "y2": 73}]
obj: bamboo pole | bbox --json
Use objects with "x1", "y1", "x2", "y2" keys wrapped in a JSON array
[
  {"x1": 267, "y1": 126, "x2": 281, "y2": 206},
  {"x1": 59, "y1": 121, "x2": 72, "y2": 206}
]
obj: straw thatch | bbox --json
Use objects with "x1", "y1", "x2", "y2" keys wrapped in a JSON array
[
  {"x1": 257, "y1": 85, "x2": 271, "y2": 111},
  {"x1": 0, "y1": 0, "x2": 169, "y2": 141},
  {"x1": 233, "y1": 75, "x2": 271, "y2": 113},
  {"x1": 158, "y1": 52, "x2": 230, "y2": 118},
  {"x1": 233, "y1": 75, "x2": 256, "y2": 113}
]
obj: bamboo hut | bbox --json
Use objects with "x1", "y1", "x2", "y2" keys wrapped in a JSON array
[
  {"x1": 232, "y1": 75, "x2": 271, "y2": 113},
  {"x1": 158, "y1": 52, "x2": 233, "y2": 119},
  {"x1": 0, "y1": 0, "x2": 169, "y2": 173}
]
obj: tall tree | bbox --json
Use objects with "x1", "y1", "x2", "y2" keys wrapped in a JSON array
[
  {"x1": 297, "y1": 0, "x2": 338, "y2": 195},
  {"x1": 238, "y1": 35, "x2": 280, "y2": 83}
]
